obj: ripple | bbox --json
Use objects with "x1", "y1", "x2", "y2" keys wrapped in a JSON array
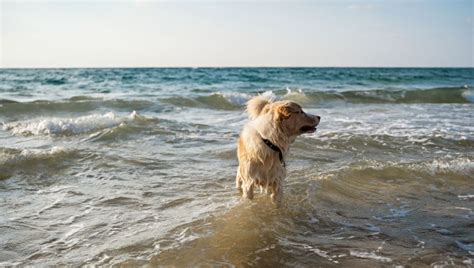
[{"x1": 159, "y1": 198, "x2": 194, "y2": 210}]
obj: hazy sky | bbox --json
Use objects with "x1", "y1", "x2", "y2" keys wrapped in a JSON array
[{"x1": 1, "y1": 0, "x2": 473, "y2": 67}]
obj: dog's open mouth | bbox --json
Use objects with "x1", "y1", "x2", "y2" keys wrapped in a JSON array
[{"x1": 300, "y1": 125, "x2": 317, "y2": 133}]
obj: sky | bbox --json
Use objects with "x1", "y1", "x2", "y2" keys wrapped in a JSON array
[{"x1": 1, "y1": 0, "x2": 473, "y2": 68}]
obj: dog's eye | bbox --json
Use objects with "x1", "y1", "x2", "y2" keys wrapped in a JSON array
[{"x1": 291, "y1": 110, "x2": 303, "y2": 115}]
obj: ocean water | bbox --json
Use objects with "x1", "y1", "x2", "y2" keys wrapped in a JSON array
[{"x1": 0, "y1": 67, "x2": 473, "y2": 266}]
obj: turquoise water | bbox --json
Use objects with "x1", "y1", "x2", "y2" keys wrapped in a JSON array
[
  {"x1": 1, "y1": 68, "x2": 473, "y2": 103},
  {"x1": 0, "y1": 68, "x2": 473, "y2": 266}
]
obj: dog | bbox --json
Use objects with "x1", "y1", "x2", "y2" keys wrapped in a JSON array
[{"x1": 236, "y1": 95, "x2": 320, "y2": 205}]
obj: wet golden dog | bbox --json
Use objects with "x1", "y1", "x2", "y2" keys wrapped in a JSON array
[{"x1": 236, "y1": 96, "x2": 320, "y2": 205}]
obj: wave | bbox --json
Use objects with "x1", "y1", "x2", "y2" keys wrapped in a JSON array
[
  {"x1": 144, "y1": 156, "x2": 472, "y2": 266},
  {"x1": 292, "y1": 134, "x2": 473, "y2": 169},
  {"x1": 268, "y1": 86, "x2": 472, "y2": 105},
  {"x1": 359, "y1": 157, "x2": 474, "y2": 177},
  {"x1": 0, "y1": 146, "x2": 75, "y2": 180},
  {"x1": 1, "y1": 87, "x2": 470, "y2": 116},
  {"x1": 0, "y1": 97, "x2": 154, "y2": 116},
  {"x1": 343, "y1": 87, "x2": 473, "y2": 103},
  {"x1": 160, "y1": 86, "x2": 472, "y2": 110},
  {"x1": 84, "y1": 117, "x2": 161, "y2": 142},
  {"x1": 312, "y1": 157, "x2": 474, "y2": 198},
  {"x1": 0, "y1": 146, "x2": 68, "y2": 164},
  {"x1": 270, "y1": 86, "x2": 473, "y2": 104},
  {"x1": 282, "y1": 88, "x2": 310, "y2": 104},
  {"x1": 312, "y1": 86, "x2": 472, "y2": 104},
  {"x1": 0, "y1": 99, "x2": 19, "y2": 105},
  {"x1": 161, "y1": 91, "x2": 276, "y2": 110},
  {"x1": 2, "y1": 111, "x2": 142, "y2": 136},
  {"x1": 161, "y1": 93, "x2": 250, "y2": 110}
]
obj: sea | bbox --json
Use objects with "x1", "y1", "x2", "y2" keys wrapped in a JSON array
[{"x1": 0, "y1": 67, "x2": 473, "y2": 266}]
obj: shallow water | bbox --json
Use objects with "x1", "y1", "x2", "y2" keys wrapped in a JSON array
[{"x1": 0, "y1": 68, "x2": 473, "y2": 266}]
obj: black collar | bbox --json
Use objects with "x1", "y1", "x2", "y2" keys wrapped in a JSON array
[{"x1": 262, "y1": 138, "x2": 285, "y2": 167}]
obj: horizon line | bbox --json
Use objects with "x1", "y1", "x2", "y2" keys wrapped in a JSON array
[{"x1": 1, "y1": 66, "x2": 473, "y2": 70}]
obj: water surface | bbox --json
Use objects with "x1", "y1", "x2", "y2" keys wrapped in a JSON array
[{"x1": 0, "y1": 68, "x2": 473, "y2": 266}]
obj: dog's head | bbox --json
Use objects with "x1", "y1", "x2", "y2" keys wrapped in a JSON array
[
  {"x1": 247, "y1": 96, "x2": 320, "y2": 138},
  {"x1": 273, "y1": 101, "x2": 320, "y2": 136}
]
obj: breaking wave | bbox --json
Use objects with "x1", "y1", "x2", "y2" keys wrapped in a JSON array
[
  {"x1": 2, "y1": 111, "x2": 141, "y2": 136},
  {"x1": 0, "y1": 146, "x2": 76, "y2": 180},
  {"x1": 0, "y1": 146, "x2": 69, "y2": 165}
]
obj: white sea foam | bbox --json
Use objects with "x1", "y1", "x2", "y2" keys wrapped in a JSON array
[
  {"x1": 283, "y1": 88, "x2": 309, "y2": 103},
  {"x1": 284, "y1": 87, "x2": 305, "y2": 97},
  {"x1": 218, "y1": 92, "x2": 252, "y2": 106},
  {"x1": 215, "y1": 89, "x2": 306, "y2": 106},
  {"x1": 418, "y1": 157, "x2": 474, "y2": 176},
  {"x1": 278, "y1": 238, "x2": 338, "y2": 263},
  {"x1": 349, "y1": 250, "x2": 392, "y2": 262},
  {"x1": 260, "y1": 90, "x2": 277, "y2": 101},
  {"x1": 348, "y1": 158, "x2": 473, "y2": 178},
  {"x1": 458, "y1": 194, "x2": 474, "y2": 200},
  {"x1": 20, "y1": 146, "x2": 67, "y2": 157},
  {"x1": 0, "y1": 146, "x2": 68, "y2": 166},
  {"x1": 462, "y1": 88, "x2": 474, "y2": 103},
  {"x1": 2, "y1": 111, "x2": 138, "y2": 136},
  {"x1": 310, "y1": 103, "x2": 474, "y2": 141},
  {"x1": 218, "y1": 90, "x2": 276, "y2": 106}
]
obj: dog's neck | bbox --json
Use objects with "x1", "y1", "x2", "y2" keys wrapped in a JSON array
[
  {"x1": 261, "y1": 138, "x2": 286, "y2": 167},
  {"x1": 251, "y1": 115, "x2": 292, "y2": 153}
]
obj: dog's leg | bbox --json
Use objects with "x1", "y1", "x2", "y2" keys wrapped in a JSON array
[
  {"x1": 235, "y1": 169, "x2": 243, "y2": 192},
  {"x1": 242, "y1": 181, "x2": 254, "y2": 200},
  {"x1": 271, "y1": 184, "x2": 283, "y2": 206},
  {"x1": 264, "y1": 181, "x2": 271, "y2": 195}
]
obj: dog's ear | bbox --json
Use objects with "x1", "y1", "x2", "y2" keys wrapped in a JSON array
[
  {"x1": 275, "y1": 103, "x2": 292, "y2": 121},
  {"x1": 247, "y1": 96, "x2": 271, "y2": 120}
]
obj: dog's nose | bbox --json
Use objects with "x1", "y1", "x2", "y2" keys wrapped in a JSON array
[{"x1": 316, "y1": 115, "x2": 321, "y2": 121}]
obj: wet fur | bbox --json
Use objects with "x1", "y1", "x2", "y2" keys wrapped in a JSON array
[{"x1": 236, "y1": 96, "x2": 320, "y2": 205}]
